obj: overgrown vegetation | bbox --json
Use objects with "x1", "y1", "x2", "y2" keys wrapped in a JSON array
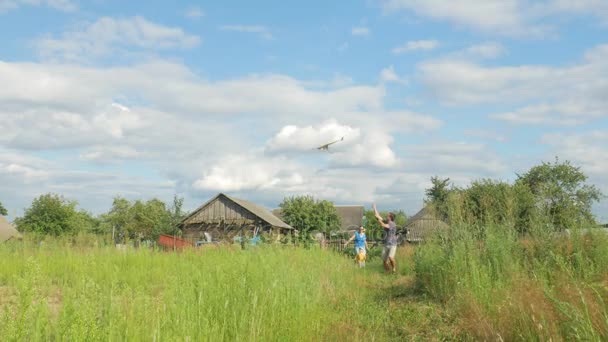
[
  {"x1": 426, "y1": 158, "x2": 603, "y2": 233},
  {"x1": 278, "y1": 195, "x2": 341, "y2": 241},
  {"x1": 14, "y1": 194, "x2": 98, "y2": 236},
  {"x1": 416, "y1": 158, "x2": 608, "y2": 340}
]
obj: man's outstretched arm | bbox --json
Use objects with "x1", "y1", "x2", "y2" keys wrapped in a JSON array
[{"x1": 372, "y1": 203, "x2": 389, "y2": 228}]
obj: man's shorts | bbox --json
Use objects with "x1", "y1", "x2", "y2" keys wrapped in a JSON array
[{"x1": 382, "y1": 245, "x2": 397, "y2": 261}]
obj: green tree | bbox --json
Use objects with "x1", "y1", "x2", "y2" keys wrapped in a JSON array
[
  {"x1": 279, "y1": 196, "x2": 341, "y2": 242},
  {"x1": 169, "y1": 195, "x2": 187, "y2": 234},
  {"x1": 0, "y1": 201, "x2": 7, "y2": 216},
  {"x1": 516, "y1": 157, "x2": 602, "y2": 230},
  {"x1": 425, "y1": 176, "x2": 453, "y2": 221},
  {"x1": 101, "y1": 196, "x2": 176, "y2": 241},
  {"x1": 15, "y1": 193, "x2": 97, "y2": 235}
]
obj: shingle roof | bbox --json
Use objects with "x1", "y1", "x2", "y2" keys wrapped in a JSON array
[
  {"x1": 0, "y1": 216, "x2": 22, "y2": 242},
  {"x1": 182, "y1": 193, "x2": 292, "y2": 229},
  {"x1": 224, "y1": 194, "x2": 292, "y2": 229},
  {"x1": 405, "y1": 206, "x2": 449, "y2": 242}
]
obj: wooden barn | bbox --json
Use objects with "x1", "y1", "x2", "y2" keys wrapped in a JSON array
[
  {"x1": 405, "y1": 206, "x2": 449, "y2": 243},
  {"x1": 181, "y1": 193, "x2": 293, "y2": 241},
  {"x1": 334, "y1": 205, "x2": 364, "y2": 231}
]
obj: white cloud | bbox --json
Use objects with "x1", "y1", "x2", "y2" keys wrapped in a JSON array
[
  {"x1": 351, "y1": 26, "x2": 370, "y2": 36},
  {"x1": 454, "y1": 42, "x2": 505, "y2": 59},
  {"x1": 219, "y1": 25, "x2": 274, "y2": 40},
  {"x1": 382, "y1": 0, "x2": 608, "y2": 36},
  {"x1": 392, "y1": 40, "x2": 438, "y2": 54},
  {"x1": 0, "y1": 0, "x2": 76, "y2": 13},
  {"x1": 265, "y1": 120, "x2": 399, "y2": 169},
  {"x1": 401, "y1": 142, "x2": 507, "y2": 176},
  {"x1": 265, "y1": 120, "x2": 358, "y2": 153},
  {"x1": 36, "y1": 16, "x2": 201, "y2": 62},
  {"x1": 193, "y1": 155, "x2": 303, "y2": 192},
  {"x1": 417, "y1": 44, "x2": 608, "y2": 125},
  {"x1": 184, "y1": 6, "x2": 204, "y2": 19},
  {"x1": 380, "y1": 65, "x2": 407, "y2": 84}
]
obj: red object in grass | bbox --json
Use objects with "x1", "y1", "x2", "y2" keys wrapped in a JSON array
[{"x1": 158, "y1": 234, "x2": 193, "y2": 249}]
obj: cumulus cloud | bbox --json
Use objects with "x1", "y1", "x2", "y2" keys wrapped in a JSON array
[
  {"x1": 380, "y1": 65, "x2": 407, "y2": 84},
  {"x1": 392, "y1": 39, "x2": 438, "y2": 54},
  {"x1": 36, "y1": 16, "x2": 201, "y2": 62},
  {"x1": 382, "y1": 0, "x2": 608, "y2": 36},
  {"x1": 447, "y1": 42, "x2": 506, "y2": 60},
  {"x1": 417, "y1": 44, "x2": 608, "y2": 125},
  {"x1": 193, "y1": 155, "x2": 303, "y2": 192}
]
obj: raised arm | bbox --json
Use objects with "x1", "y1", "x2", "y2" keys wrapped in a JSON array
[{"x1": 372, "y1": 203, "x2": 389, "y2": 228}]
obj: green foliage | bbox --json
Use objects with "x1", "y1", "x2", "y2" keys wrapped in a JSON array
[
  {"x1": 100, "y1": 196, "x2": 179, "y2": 241},
  {"x1": 425, "y1": 159, "x2": 603, "y2": 234},
  {"x1": 425, "y1": 176, "x2": 452, "y2": 221},
  {"x1": 516, "y1": 157, "x2": 603, "y2": 230},
  {"x1": 14, "y1": 193, "x2": 98, "y2": 235},
  {"x1": 0, "y1": 200, "x2": 7, "y2": 216},
  {"x1": 279, "y1": 195, "x2": 341, "y2": 241}
]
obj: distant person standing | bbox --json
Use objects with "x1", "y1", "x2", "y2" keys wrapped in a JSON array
[
  {"x1": 344, "y1": 226, "x2": 368, "y2": 268},
  {"x1": 373, "y1": 203, "x2": 397, "y2": 273}
]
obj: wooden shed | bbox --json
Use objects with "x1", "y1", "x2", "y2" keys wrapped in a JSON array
[
  {"x1": 181, "y1": 193, "x2": 293, "y2": 241},
  {"x1": 0, "y1": 216, "x2": 22, "y2": 243},
  {"x1": 405, "y1": 206, "x2": 449, "y2": 243}
]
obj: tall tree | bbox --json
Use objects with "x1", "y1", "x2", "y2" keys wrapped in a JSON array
[
  {"x1": 279, "y1": 196, "x2": 341, "y2": 242},
  {"x1": 425, "y1": 176, "x2": 452, "y2": 221},
  {"x1": 101, "y1": 196, "x2": 176, "y2": 241},
  {"x1": 516, "y1": 157, "x2": 602, "y2": 230}
]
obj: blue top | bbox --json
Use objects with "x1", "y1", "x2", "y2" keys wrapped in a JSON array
[{"x1": 354, "y1": 231, "x2": 366, "y2": 248}]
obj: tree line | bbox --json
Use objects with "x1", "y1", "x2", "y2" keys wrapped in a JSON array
[{"x1": 1, "y1": 158, "x2": 603, "y2": 241}]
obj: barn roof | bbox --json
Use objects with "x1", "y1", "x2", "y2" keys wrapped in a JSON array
[
  {"x1": 183, "y1": 193, "x2": 293, "y2": 229},
  {"x1": 405, "y1": 206, "x2": 449, "y2": 242},
  {"x1": 334, "y1": 205, "x2": 364, "y2": 231},
  {"x1": 0, "y1": 216, "x2": 22, "y2": 242}
]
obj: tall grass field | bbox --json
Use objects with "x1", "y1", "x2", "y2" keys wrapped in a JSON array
[{"x1": 1, "y1": 227, "x2": 608, "y2": 341}]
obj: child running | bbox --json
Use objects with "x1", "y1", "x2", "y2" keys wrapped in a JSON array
[{"x1": 344, "y1": 226, "x2": 368, "y2": 268}]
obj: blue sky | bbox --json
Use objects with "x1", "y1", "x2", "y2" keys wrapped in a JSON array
[{"x1": 0, "y1": 0, "x2": 607, "y2": 221}]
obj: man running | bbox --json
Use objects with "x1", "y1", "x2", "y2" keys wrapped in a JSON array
[{"x1": 373, "y1": 203, "x2": 397, "y2": 273}]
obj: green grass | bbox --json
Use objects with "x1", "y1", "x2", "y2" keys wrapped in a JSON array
[
  {"x1": 1, "y1": 228, "x2": 607, "y2": 341},
  {"x1": 0, "y1": 238, "x2": 441, "y2": 341}
]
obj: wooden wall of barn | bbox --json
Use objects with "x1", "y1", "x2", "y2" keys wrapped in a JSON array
[{"x1": 184, "y1": 196, "x2": 259, "y2": 225}]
